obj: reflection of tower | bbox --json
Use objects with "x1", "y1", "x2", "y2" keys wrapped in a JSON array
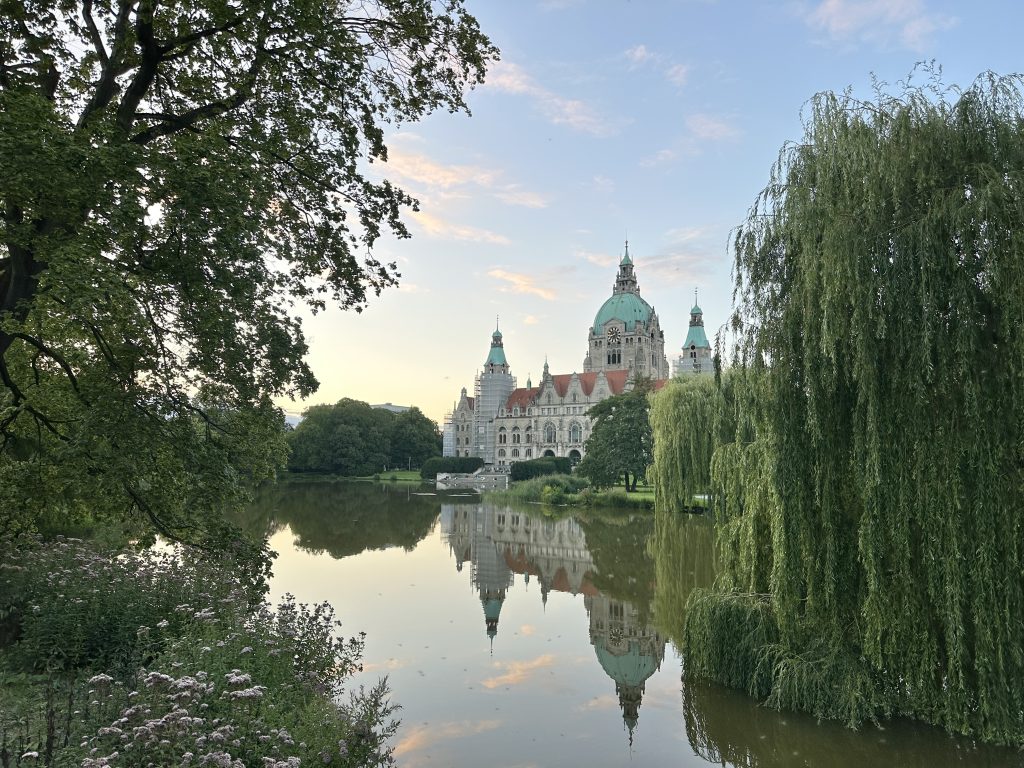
[
  {"x1": 439, "y1": 503, "x2": 513, "y2": 647},
  {"x1": 586, "y1": 594, "x2": 666, "y2": 745}
]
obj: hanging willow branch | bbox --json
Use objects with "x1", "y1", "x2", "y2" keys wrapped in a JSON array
[{"x1": 657, "y1": 69, "x2": 1024, "y2": 744}]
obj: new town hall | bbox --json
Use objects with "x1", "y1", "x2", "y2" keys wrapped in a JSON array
[{"x1": 443, "y1": 245, "x2": 713, "y2": 467}]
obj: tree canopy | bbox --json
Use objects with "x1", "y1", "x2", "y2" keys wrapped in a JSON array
[
  {"x1": 287, "y1": 400, "x2": 441, "y2": 475},
  {"x1": 577, "y1": 379, "x2": 654, "y2": 491},
  {"x1": 655, "y1": 70, "x2": 1024, "y2": 744},
  {"x1": 0, "y1": 0, "x2": 496, "y2": 541}
]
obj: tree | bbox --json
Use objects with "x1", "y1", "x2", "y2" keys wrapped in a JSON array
[
  {"x1": 287, "y1": 399, "x2": 393, "y2": 476},
  {"x1": 0, "y1": 0, "x2": 496, "y2": 541},
  {"x1": 677, "y1": 71, "x2": 1024, "y2": 744},
  {"x1": 577, "y1": 379, "x2": 654, "y2": 491},
  {"x1": 388, "y1": 407, "x2": 441, "y2": 469}
]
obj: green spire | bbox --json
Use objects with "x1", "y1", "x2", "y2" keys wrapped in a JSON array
[{"x1": 620, "y1": 240, "x2": 633, "y2": 265}]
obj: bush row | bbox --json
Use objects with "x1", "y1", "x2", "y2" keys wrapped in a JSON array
[{"x1": 420, "y1": 456, "x2": 484, "y2": 479}]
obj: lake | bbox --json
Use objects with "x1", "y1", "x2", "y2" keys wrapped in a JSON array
[{"x1": 240, "y1": 480, "x2": 1022, "y2": 767}]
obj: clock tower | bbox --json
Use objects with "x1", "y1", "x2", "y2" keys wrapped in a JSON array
[{"x1": 583, "y1": 243, "x2": 670, "y2": 379}]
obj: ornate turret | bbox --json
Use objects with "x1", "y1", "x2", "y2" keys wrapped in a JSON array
[
  {"x1": 676, "y1": 289, "x2": 713, "y2": 377},
  {"x1": 484, "y1": 319, "x2": 509, "y2": 374}
]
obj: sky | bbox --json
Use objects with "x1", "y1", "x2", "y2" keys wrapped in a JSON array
[{"x1": 279, "y1": 0, "x2": 1024, "y2": 425}]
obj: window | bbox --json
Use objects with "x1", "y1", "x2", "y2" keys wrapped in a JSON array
[
  {"x1": 512, "y1": 448, "x2": 520, "y2": 458},
  {"x1": 513, "y1": 407, "x2": 519, "y2": 416},
  {"x1": 544, "y1": 423, "x2": 556, "y2": 443},
  {"x1": 498, "y1": 427, "x2": 507, "y2": 444},
  {"x1": 525, "y1": 427, "x2": 532, "y2": 443},
  {"x1": 498, "y1": 448, "x2": 506, "y2": 458},
  {"x1": 512, "y1": 427, "x2": 521, "y2": 444},
  {"x1": 525, "y1": 448, "x2": 533, "y2": 458},
  {"x1": 569, "y1": 422, "x2": 582, "y2": 443}
]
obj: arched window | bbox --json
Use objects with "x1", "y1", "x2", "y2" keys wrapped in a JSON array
[
  {"x1": 525, "y1": 448, "x2": 533, "y2": 458},
  {"x1": 569, "y1": 422, "x2": 582, "y2": 443},
  {"x1": 498, "y1": 448, "x2": 506, "y2": 458},
  {"x1": 512, "y1": 427, "x2": 521, "y2": 444},
  {"x1": 511, "y1": 448, "x2": 520, "y2": 458},
  {"x1": 498, "y1": 427, "x2": 507, "y2": 444},
  {"x1": 525, "y1": 427, "x2": 532, "y2": 443},
  {"x1": 544, "y1": 423, "x2": 556, "y2": 443}
]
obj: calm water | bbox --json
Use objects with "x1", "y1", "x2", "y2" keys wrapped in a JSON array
[{"x1": 241, "y1": 481, "x2": 1023, "y2": 767}]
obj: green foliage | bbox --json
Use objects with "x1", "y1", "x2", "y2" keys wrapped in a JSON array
[
  {"x1": 420, "y1": 455, "x2": 484, "y2": 479},
  {"x1": 509, "y1": 456, "x2": 572, "y2": 481},
  {"x1": 670, "y1": 70, "x2": 1024, "y2": 744},
  {"x1": 287, "y1": 401, "x2": 442, "y2": 475},
  {"x1": 497, "y1": 473, "x2": 589, "y2": 504},
  {"x1": 649, "y1": 376, "x2": 717, "y2": 512},
  {"x1": 0, "y1": 537, "x2": 399, "y2": 765},
  {"x1": 0, "y1": 0, "x2": 495, "y2": 542},
  {"x1": 576, "y1": 379, "x2": 654, "y2": 491},
  {"x1": 238, "y1": 480, "x2": 442, "y2": 558}
]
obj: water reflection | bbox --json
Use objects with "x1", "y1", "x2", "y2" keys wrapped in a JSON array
[
  {"x1": 241, "y1": 480, "x2": 446, "y2": 557},
  {"x1": 251, "y1": 482, "x2": 1024, "y2": 767},
  {"x1": 440, "y1": 504, "x2": 666, "y2": 742}
]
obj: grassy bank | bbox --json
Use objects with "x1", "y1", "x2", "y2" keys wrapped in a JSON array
[
  {"x1": 487, "y1": 474, "x2": 656, "y2": 510},
  {"x1": 0, "y1": 536, "x2": 397, "y2": 767},
  {"x1": 283, "y1": 469, "x2": 425, "y2": 483}
]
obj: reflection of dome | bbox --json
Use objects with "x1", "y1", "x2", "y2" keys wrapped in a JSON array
[
  {"x1": 594, "y1": 639, "x2": 662, "y2": 743},
  {"x1": 593, "y1": 292, "x2": 653, "y2": 332},
  {"x1": 594, "y1": 641, "x2": 661, "y2": 688}
]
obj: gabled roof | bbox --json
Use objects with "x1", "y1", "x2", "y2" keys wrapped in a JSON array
[
  {"x1": 549, "y1": 370, "x2": 631, "y2": 397},
  {"x1": 505, "y1": 387, "x2": 539, "y2": 410}
]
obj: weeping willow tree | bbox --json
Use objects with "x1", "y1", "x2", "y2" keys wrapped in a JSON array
[{"x1": 673, "y1": 71, "x2": 1024, "y2": 744}]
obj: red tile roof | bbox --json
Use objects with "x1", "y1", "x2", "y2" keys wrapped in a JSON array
[{"x1": 503, "y1": 372, "x2": 667, "y2": 409}]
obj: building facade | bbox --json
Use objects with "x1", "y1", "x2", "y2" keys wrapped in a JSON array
[{"x1": 445, "y1": 245, "x2": 707, "y2": 468}]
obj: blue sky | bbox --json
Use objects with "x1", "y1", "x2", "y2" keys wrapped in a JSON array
[{"x1": 282, "y1": 0, "x2": 1022, "y2": 424}]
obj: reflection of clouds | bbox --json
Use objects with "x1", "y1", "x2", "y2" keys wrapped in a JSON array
[
  {"x1": 481, "y1": 654, "x2": 557, "y2": 689},
  {"x1": 361, "y1": 658, "x2": 408, "y2": 673},
  {"x1": 393, "y1": 719, "x2": 502, "y2": 758},
  {"x1": 519, "y1": 623, "x2": 537, "y2": 635},
  {"x1": 578, "y1": 694, "x2": 617, "y2": 711}
]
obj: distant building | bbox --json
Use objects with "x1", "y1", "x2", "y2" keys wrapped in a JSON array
[
  {"x1": 371, "y1": 402, "x2": 411, "y2": 414},
  {"x1": 445, "y1": 244, "x2": 707, "y2": 468}
]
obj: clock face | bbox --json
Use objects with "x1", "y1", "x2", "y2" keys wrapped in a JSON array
[{"x1": 606, "y1": 326, "x2": 621, "y2": 343}]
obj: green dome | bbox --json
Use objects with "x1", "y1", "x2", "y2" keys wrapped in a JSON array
[
  {"x1": 690, "y1": 303, "x2": 702, "y2": 315},
  {"x1": 594, "y1": 293, "x2": 653, "y2": 332}
]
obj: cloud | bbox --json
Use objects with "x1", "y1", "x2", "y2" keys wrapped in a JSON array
[
  {"x1": 801, "y1": 0, "x2": 957, "y2": 51},
  {"x1": 686, "y1": 113, "x2": 740, "y2": 141},
  {"x1": 625, "y1": 44, "x2": 653, "y2": 66},
  {"x1": 385, "y1": 147, "x2": 547, "y2": 209},
  {"x1": 487, "y1": 60, "x2": 617, "y2": 137},
  {"x1": 666, "y1": 63, "x2": 690, "y2": 86},
  {"x1": 493, "y1": 186, "x2": 548, "y2": 209},
  {"x1": 640, "y1": 148, "x2": 678, "y2": 168},
  {"x1": 522, "y1": 316, "x2": 541, "y2": 326},
  {"x1": 488, "y1": 269, "x2": 558, "y2": 301},
  {"x1": 575, "y1": 248, "x2": 617, "y2": 269},
  {"x1": 481, "y1": 654, "x2": 557, "y2": 689},
  {"x1": 394, "y1": 720, "x2": 502, "y2": 759},
  {"x1": 411, "y1": 211, "x2": 510, "y2": 245},
  {"x1": 633, "y1": 227, "x2": 724, "y2": 286},
  {"x1": 591, "y1": 175, "x2": 615, "y2": 194}
]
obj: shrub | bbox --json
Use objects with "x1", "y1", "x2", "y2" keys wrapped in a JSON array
[
  {"x1": 509, "y1": 457, "x2": 571, "y2": 482},
  {"x1": 0, "y1": 537, "x2": 399, "y2": 766}
]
